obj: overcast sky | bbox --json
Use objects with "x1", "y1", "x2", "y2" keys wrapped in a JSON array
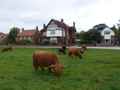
[{"x1": 0, "y1": 0, "x2": 120, "y2": 33}]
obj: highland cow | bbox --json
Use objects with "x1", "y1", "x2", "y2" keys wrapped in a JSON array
[
  {"x1": 1, "y1": 46, "x2": 13, "y2": 52},
  {"x1": 68, "y1": 48, "x2": 82, "y2": 59},
  {"x1": 33, "y1": 51, "x2": 64, "y2": 76}
]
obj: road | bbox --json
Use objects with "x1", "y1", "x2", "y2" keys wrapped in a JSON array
[{"x1": 0, "y1": 45, "x2": 120, "y2": 50}]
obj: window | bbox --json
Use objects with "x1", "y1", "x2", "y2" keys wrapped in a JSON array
[
  {"x1": 50, "y1": 37, "x2": 57, "y2": 43},
  {"x1": 104, "y1": 31, "x2": 110, "y2": 35},
  {"x1": 50, "y1": 30, "x2": 56, "y2": 35}
]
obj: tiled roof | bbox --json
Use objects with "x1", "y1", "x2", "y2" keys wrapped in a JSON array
[
  {"x1": 17, "y1": 30, "x2": 36, "y2": 37},
  {"x1": 0, "y1": 32, "x2": 6, "y2": 35},
  {"x1": 40, "y1": 19, "x2": 76, "y2": 32},
  {"x1": 47, "y1": 19, "x2": 70, "y2": 30}
]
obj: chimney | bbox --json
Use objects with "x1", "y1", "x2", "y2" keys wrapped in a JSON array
[
  {"x1": 36, "y1": 26, "x2": 38, "y2": 31},
  {"x1": 17, "y1": 29, "x2": 20, "y2": 34},
  {"x1": 43, "y1": 24, "x2": 46, "y2": 29},
  {"x1": 61, "y1": 19, "x2": 64, "y2": 23},
  {"x1": 73, "y1": 21, "x2": 75, "y2": 27},
  {"x1": 22, "y1": 28, "x2": 24, "y2": 32}
]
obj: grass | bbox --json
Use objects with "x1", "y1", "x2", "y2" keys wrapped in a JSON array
[{"x1": 0, "y1": 48, "x2": 120, "y2": 90}]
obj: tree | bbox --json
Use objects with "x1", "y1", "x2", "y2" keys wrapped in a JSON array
[
  {"x1": 88, "y1": 29, "x2": 102, "y2": 43},
  {"x1": 116, "y1": 25, "x2": 120, "y2": 45},
  {"x1": 111, "y1": 25, "x2": 117, "y2": 35},
  {"x1": 79, "y1": 31, "x2": 90, "y2": 44},
  {"x1": 111, "y1": 24, "x2": 120, "y2": 45},
  {"x1": 8, "y1": 27, "x2": 20, "y2": 44},
  {"x1": 79, "y1": 29, "x2": 102, "y2": 45},
  {"x1": 33, "y1": 29, "x2": 40, "y2": 45}
]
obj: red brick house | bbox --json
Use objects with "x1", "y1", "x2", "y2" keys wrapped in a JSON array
[
  {"x1": 16, "y1": 26, "x2": 39, "y2": 43},
  {"x1": 40, "y1": 19, "x2": 76, "y2": 46}
]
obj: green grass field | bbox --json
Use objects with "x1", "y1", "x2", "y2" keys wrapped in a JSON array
[{"x1": 0, "y1": 48, "x2": 120, "y2": 90}]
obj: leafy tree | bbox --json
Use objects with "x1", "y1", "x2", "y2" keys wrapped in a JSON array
[
  {"x1": 116, "y1": 25, "x2": 120, "y2": 45},
  {"x1": 79, "y1": 29, "x2": 102, "y2": 45},
  {"x1": 76, "y1": 32, "x2": 80, "y2": 39},
  {"x1": 8, "y1": 27, "x2": 20, "y2": 44},
  {"x1": 79, "y1": 31, "x2": 90, "y2": 44},
  {"x1": 33, "y1": 30, "x2": 40, "y2": 45},
  {"x1": 111, "y1": 25, "x2": 118, "y2": 35},
  {"x1": 111, "y1": 24, "x2": 120, "y2": 45},
  {"x1": 88, "y1": 29, "x2": 102, "y2": 43}
]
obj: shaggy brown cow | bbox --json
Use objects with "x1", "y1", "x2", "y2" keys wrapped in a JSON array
[
  {"x1": 33, "y1": 51, "x2": 64, "y2": 76},
  {"x1": 1, "y1": 46, "x2": 13, "y2": 52},
  {"x1": 68, "y1": 48, "x2": 82, "y2": 59}
]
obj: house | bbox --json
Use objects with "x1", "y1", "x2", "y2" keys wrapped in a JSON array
[
  {"x1": 40, "y1": 19, "x2": 76, "y2": 46},
  {"x1": 16, "y1": 26, "x2": 39, "y2": 43},
  {"x1": 0, "y1": 32, "x2": 6, "y2": 40},
  {"x1": 92, "y1": 24, "x2": 115, "y2": 46},
  {"x1": 101, "y1": 27, "x2": 115, "y2": 45},
  {"x1": 0, "y1": 32, "x2": 7, "y2": 44}
]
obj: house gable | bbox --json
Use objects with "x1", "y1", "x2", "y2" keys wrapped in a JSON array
[
  {"x1": 45, "y1": 19, "x2": 66, "y2": 37},
  {"x1": 40, "y1": 19, "x2": 76, "y2": 45},
  {"x1": 101, "y1": 27, "x2": 115, "y2": 40}
]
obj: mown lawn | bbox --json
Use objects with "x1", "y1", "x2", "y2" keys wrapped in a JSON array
[{"x1": 0, "y1": 48, "x2": 120, "y2": 90}]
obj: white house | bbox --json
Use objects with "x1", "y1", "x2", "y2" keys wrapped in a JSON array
[
  {"x1": 101, "y1": 27, "x2": 115, "y2": 45},
  {"x1": 46, "y1": 21, "x2": 65, "y2": 44},
  {"x1": 40, "y1": 19, "x2": 76, "y2": 45}
]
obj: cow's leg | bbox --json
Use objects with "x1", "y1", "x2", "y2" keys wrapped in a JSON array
[
  {"x1": 40, "y1": 66, "x2": 45, "y2": 71},
  {"x1": 48, "y1": 67, "x2": 52, "y2": 72},
  {"x1": 33, "y1": 64, "x2": 39, "y2": 71}
]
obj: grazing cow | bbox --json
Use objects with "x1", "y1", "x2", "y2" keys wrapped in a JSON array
[
  {"x1": 1, "y1": 46, "x2": 13, "y2": 52},
  {"x1": 58, "y1": 46, "x2": 66, "y2": 54},
  {"x1": 68, "y1": 48, "x2": 82, "y2": 59},
  {"x1": 33, "y1": 51, "x2": 64, "y2": 76}
]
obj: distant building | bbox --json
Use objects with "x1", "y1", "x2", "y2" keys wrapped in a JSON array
[
  {"x1": 0, "y1": 32, "x2": 7, "y2": 43},
  {"x1": 40, "y1": 19, "x2": 76, "y2": 46},
  {"x1": 101, "y1": 27, "x2": 115, "y2": 45},
  {"x1": 16, "y1": 26, "x2": 39, "y2": 43}
]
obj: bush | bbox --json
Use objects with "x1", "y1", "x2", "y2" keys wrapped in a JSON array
[{"x1": 16, "y1": 39, "x2": 33, "y2": 45}]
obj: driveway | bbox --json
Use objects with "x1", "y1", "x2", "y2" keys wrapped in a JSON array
[{"x1": 0, "y1": 45, "x2": 120, "y2": 50}]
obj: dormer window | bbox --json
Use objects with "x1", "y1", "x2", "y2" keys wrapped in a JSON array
[
  {"x1": 104, "y1": 31, "x2": 110, "y2": 35},
  {"x1": 50, "y1": 30, "x2": 56, "y2": 35}
]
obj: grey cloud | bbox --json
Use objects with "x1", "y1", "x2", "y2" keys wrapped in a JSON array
[{"x1": 0, "y1": 0, "x2": 119, "y2": 33}]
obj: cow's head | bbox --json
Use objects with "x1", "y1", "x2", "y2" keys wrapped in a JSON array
[{"x1": 49, "y1": 64, "x2": 64, "y2": 76}]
